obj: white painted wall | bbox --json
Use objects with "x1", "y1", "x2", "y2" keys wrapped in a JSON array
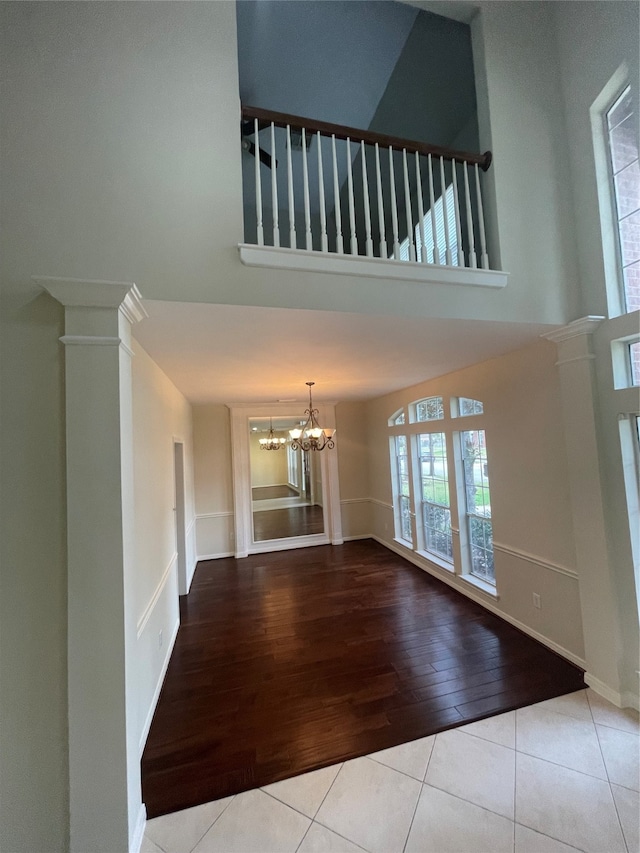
[
  {"x1": 132, "y1": 341, "x2": 195, "y2": 753},
  {"x1": 365, "y1": 340, "x2": 585, "y2": 663},
  {"x1": 1, "y1": 0, "x2": 582, "y2": 334},
  {"x1": 471, "y1": 1, "x2": 580, "y2": 324},
  {"x1": 336, "y1": 402, "x2": 372, "y2": 539},
  {"x1": 553, "y1": 0, "x2": 639, "y2": 318},
  {"x1": 193, "y1": 405, "x2": 235, "y2": 559}
]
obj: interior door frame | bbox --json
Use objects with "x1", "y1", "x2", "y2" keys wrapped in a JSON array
[{"x1": 229, "y1": 401, "x2": 343, "y2": 558}]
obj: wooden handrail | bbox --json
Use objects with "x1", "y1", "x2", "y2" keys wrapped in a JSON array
[{"x1": 242, "y1": 104, "x2": 492, "y2": 172}]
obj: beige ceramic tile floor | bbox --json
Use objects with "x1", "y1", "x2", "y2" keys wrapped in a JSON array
[{"x1": 142, "y1": 689, "x2": 639, "y2": 853}]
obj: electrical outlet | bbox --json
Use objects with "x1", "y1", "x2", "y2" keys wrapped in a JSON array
[
  {"x1": 533, "y1": 593, "x2": 541, "y2": 609},
  {"x1": 158, "y1": 629, "x2": 163, "y2": 648}
]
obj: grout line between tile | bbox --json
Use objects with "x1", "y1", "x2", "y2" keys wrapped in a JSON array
[
  {"x1": 513, "y1": 821, "x2": 584, "y2": 852},
  {"x1": 312, "y1": 761, "x2": 345, "y2": 819},
  {"x1": 421, "y1": 780, "x2": 514, "y2": 823},
  {"x1": 514, "y1": 745, "x2": 608, "y2": 784},
  {"x1": 187, "y1": 794, "x2": 237, "y2": 853},
  {"x1": 593, "y1": 722, "x2": 632, "y2": 852}
]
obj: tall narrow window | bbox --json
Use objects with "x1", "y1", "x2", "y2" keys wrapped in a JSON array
[
  {"x1": 419, "y1": 432, "x2": 452, "y2": 561},
  {"x1": 460, "y1": 429, "x2": 494, "y2": 584},
  {"x1": 394, "y1": 435, "x2": 412, "y2": 544},
  {"x1": 606, "y1": 86, "x2": 640, "y2": 313}
]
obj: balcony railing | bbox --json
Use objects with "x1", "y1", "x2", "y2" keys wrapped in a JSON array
[{"x1": 240, "y1": 105, "x2": 496, "y2": 274}]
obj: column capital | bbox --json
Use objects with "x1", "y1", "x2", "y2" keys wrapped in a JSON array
[
  {"x1": 542, "y1": 316, "x2": 605, "y2": 343},
  {"x1": 33, "y1": 276, "x2": 148, "y2": 324}
]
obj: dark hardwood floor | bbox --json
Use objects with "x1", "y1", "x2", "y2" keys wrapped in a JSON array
[
  {"x1": 141, "y1": 540, "x2": 585, "y2": 818},
  {"x1": 253, "y1": 504, "x2": 324, "y2": 541},
  {"x1": 252, "y1": 484, "x2": 299, "y2": 500}
]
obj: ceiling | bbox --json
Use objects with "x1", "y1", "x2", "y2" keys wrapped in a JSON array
[{"x1": 133, "y1": 300, "x2": 554, "y2": 406}]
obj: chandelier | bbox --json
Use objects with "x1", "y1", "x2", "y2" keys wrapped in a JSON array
[
  {"x1": 259, "y1": 417, "x2": 286, "y2": 451},
  {"x1": 289, "y1": 382, "x2": 336, "y2": 452}
]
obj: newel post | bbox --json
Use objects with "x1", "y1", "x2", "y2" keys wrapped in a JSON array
[{"x1": 35, "y1": 277, "x2": 148, "y2": 852}]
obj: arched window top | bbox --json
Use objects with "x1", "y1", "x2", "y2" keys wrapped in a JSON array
[
  {"x1": 389, "y1": 409, "x2": 405, "y2": 426},
  {"x1": 454, "y1": 397, "x2": 484, "y2": 417},
  {"x1": 412, "y1": 396, "x2": 444, "y2": 423}
]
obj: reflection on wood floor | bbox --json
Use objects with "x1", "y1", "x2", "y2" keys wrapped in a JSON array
[
  {"x1": 253, "y1": 504, "x2": 324, "y2": 541},
  {"x1": 141, "y1": 540, "x2": 586, "y2": 818},
  {"x1": 252, "y1": 485, "x2": 299, "y2": 501}
]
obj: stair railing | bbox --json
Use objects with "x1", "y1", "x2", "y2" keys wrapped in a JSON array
[{"x1": 241, "y1": 104, "x2": 493, "y2": 270}]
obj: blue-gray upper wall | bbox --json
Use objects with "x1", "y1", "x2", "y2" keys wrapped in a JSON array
[{"x1": 237, "y1": 0, "x2": 477, "y2": 149}]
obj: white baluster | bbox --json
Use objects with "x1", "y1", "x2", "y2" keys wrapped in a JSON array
[
  {"x1": 451, "y1": 158, "x2": 464, "y2": 266},
  {"x1": 428, "y1": 154, "x2": 439, "y2": 264},
  {"x1": 474, "y1": 163, "x2": 489, "y2": 269},
  {"x1": 415, "y1": 151, "x2": 427, "y2": 264},
  {"x1": 402, "y1": 149, "x2": 415, "y2": 262},
  {"x1": 286, "y1": 124, "x2": 296, "y2": 249},
  {"x1": 389, "y1": 146, "x2": 400, "y2": 259},
  {"x1": 254, "y1": 118, "x2": 263, "y2": 246},
  {"x1": 346, "y1": 137, "x2": 357, "y2": 255},
  {"x1": 302, "y1": 127, "x2": 312, "y2": 251},
  {"x1": 317, "y1": 133, "x2": 328, "y2": 253},
  {"x1": 463, "y1": 161, "x2": 477, "y2": 268},
  {"x1": 331, "y1": 135, "x2": 344, "y2": 254},
  {"x1": 440, "y1": 156, "x2": 452, "y2": 266},
  {"x1": 270, "y1": 121, "x2": 279, "y2": 247},
  {"x1": 374, "y1": 143, "x2": 387, "y2": 259},
  {"x1": 361, "y1": 141, "x2": 374, "y2": 257}
]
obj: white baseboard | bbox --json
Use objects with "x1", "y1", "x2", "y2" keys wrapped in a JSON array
[
  {"x1": 131, "y1": 803, "x2": 147, "y2": 853},
  {"x1": 584, "y1": 672, "x2": 629, "y2": 708},
  {"x1": 197, "y1": 551, "x2": 235, "y2": 561},
  {"x1": 622, "y1": 690, "x2": 640, "y2": 711},
  {"x1": 371, "y1": 535, "x2": 586, "y2": 671},
  {"x1": 342, "y1": 534, "x2": 372, "y2": 542},
  {"x1": 138, "y1": 616, "x2": 180, "y2": 757}
]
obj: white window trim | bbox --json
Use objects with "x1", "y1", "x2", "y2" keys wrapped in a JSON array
[{"x1": 590, "y1": 63, "x2": 635, "y2": 317}]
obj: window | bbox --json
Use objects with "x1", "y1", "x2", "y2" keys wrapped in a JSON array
[
  {"x1": 388, "y1": 396, "x2": 497, "y2": 591},
  {"x1": 456, "y1": 397, "x2": 484, "y2": 417},
  {"x1": 398, "y1": 184, "x2": 459, "y2": 266},
  {"x1": 414, "y1": 396, "x2": 444, "y2": 422},
  {"x1": 605, "y1": 86, "x2": 640, "y2": 313},
  {"x1": 394, "y1": 435, "x2": 413, "y2": 544},
  {"x1": 460, "y1": 429, "x2": 494, "y2": 584},
  {"x1": 419, "y1": 432, "x2": 452, "y2": 561}
]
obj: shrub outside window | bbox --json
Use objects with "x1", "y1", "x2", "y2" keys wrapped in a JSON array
[
  {"x1": 419, "y1": 432, "x2": 453, "y2": 561},
  {"x1": 461, "y1": 429, "x2": 495, "y2": 584}
]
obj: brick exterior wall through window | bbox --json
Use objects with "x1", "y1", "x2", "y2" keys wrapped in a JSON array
[{"x1": 607, "y1": 87, "x2": 640, "y2": 313}]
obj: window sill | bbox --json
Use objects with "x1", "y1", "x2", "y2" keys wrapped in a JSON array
[
  {"x1": 416, "y1": 550, "x2": 455, "y2": 573},
  {"x1": 460, "y1": 573, "x2": 499, "y2": 599}
]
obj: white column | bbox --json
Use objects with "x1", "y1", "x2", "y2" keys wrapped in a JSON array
[
  {"x1": 35, "y1": 277, "x2": 148, "y2": 853},
  {"x1": 544, "y1": 316, "x2": 625, "y2": 703}
]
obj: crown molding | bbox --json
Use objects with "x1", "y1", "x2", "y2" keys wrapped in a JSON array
[
  {"x1": 542, "y1": 316, "x2": 605, "y2": 343},
  {"x1": 34, "y1": 276, "x2": 148, "y2": 323}
]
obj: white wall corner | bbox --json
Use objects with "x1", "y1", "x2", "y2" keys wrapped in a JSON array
[
  {"x1": 584, "y1": 672, "x2": 625, "y2": 708},
  {"x1": 131, "y1": 804, "x2": 147, "y2": 853}
]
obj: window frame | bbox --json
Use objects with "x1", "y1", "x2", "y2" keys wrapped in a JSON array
[
  {"x1": 387, "y1": 397, "x2": 497, "y2": 595},
  {"x1": 591, "y1": 67, "x2": 639, "y2": 317}
]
